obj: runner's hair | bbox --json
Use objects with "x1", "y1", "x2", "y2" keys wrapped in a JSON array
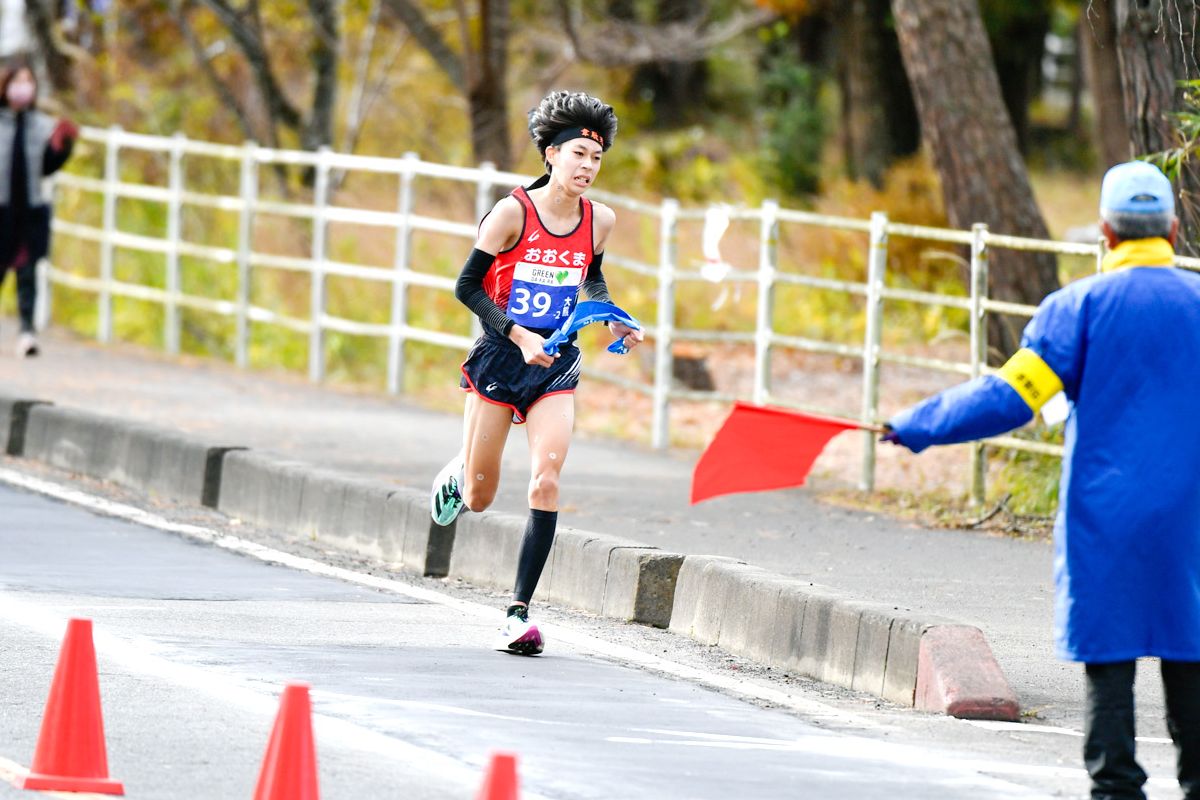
[{"x1": 528, "y1": 91, "x2": 617, "y2": 170}]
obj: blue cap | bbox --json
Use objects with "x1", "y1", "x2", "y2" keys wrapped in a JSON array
[{"x1": 1100, "y1": 161, "x2": 1175, "y2": 215}]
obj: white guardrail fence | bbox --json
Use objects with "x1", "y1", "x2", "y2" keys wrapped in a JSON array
[{"x1": 38, "y1": 126, "x2": 1200, "y2": 503}]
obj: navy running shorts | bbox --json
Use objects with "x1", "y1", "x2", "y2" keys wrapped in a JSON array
[{"x1": 460, "y1": 332, "x2": 582, "y2": 423}]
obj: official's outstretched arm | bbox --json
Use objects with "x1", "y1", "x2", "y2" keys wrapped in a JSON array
[{"x1": 887, "y1": 286, "x2": 1085, "y2": 453}]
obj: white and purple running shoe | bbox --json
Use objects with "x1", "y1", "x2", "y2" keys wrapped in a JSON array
[{"x1": 495, "y1": 604, "x2": 544, "y2": 655}]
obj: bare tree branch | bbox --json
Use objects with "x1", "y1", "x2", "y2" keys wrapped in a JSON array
[
  {"x1": 170, "y1": 0, "x2": 259, "y2": 143},
  {"x1": 558, "y1": 2, "x2": 775, "y2": 67},
  {"x1": 343, "y1": 29, "x2": 410, "y2": 158},
  {"x1": 342, "y1": 0, "x2": 383, "y2": 155},
  {"x1": 195, "y1": 0, "x2": 303, "y2": 130},
  {"x1": 380, "y1": 0, "x2": 465, "y2": 89}
]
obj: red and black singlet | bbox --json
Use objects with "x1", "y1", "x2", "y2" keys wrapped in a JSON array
[{"x1": 482, "y1": 186, "x2": 594, "y2": 331}]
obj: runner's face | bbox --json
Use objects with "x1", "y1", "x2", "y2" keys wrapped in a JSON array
[{"x1": 547, "y1": 138, "x2": 604, "y2": 194}]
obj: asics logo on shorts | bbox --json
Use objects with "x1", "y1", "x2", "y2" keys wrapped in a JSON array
[{"x1": 486, "y1": 382, "x2": 499, "y2": 391}]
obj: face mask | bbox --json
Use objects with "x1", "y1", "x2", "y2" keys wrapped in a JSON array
[{"x1": 7, "y1": 83, "x2": 34, "y2": 108}]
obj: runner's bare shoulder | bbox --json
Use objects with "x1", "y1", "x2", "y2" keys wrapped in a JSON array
[{"x1": 478, "y1": 195, "x2": 525, "y2": 252}]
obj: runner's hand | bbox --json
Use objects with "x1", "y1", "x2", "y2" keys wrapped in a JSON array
[
  {"x1": 510, "y1": 326, "x2": 558, "y2": 367},
  {"x1": 610, "y1": 321, "x2": 644, "y2": 352}
]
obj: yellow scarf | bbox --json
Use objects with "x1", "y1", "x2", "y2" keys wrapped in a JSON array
[{"x1": 1100, "y1": 237, "x2": 1176, "y2": 273}]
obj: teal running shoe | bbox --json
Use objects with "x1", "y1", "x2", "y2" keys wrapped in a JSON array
[{"x1": 430, "y1": 454, "x2": 465, "y2": 526}]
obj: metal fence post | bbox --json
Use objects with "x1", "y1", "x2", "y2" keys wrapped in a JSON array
[
  {"x1": 98, "y1": 125, "x2": 120, "y2": 343},
  {"x1": 859, "y1": 211, "x2": 888, "y2": 491},
  {"x1": 235, "y1": 141, "x2": 258, "y2": 368},
  {"x1": 309, "y1": 146, "x2": 331, "y2": 383},
  {"x1": 651, "y1": 198, "x2": 679, "y2": 450},
  {"x1": 387, "y1": 152, "x2": 418, "y2": 395},
  {"x1": 165, "y1": 132, "x2": 185, "y2": 355},
  {"x1": 969, "y1": 222, "x2": 990, "y2": 505},
  {"x1": 1096, "y1": 234, "x2": 1107, "y2": 274},
  {"x1": 753, "y1": 200, "x2": 779, "y2": 406}
]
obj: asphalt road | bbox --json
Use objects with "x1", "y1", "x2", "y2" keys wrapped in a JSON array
[{"x1": 0, "y1": 476, "x2": 1158, "y2": 800}]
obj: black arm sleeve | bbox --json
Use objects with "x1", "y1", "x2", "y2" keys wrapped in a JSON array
[
  {"x1": 455, "y1": 247, "x2": 514, "y2": 336},
  {"x1": 580, "y1": 251, "x2": 612, "y2": 304}
]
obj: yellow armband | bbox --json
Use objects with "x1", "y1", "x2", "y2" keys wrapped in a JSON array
[{"x1": 995, "y1": 348, "x2": 1064, "y2": 412}]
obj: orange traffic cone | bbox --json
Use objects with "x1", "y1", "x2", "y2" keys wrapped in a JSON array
[
  {"x1": 20, "y1": 618, "x2": 124, "y2": 794},
  {"x1": 253, "y1": 683, "x2": 319, "y2": 800},
  {"x1": 477, "y1": 752, "x2": 519, "y2": 800}
]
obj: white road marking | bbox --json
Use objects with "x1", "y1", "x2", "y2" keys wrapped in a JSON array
[
  {"x1": 314, "y1": 691, "x2": 564, "y2": 727},
  {"x1": 964, "y1": 718, "x2": 1173, "y2": 745}
]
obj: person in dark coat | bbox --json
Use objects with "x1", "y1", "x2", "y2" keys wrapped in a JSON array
[{"x1": 0, "y1": 61, "x2": 76, "y2": 357}]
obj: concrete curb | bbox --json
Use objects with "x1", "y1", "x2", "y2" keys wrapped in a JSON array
[
  {"x1": 602, "y1": 547, "x2": 682, "y2": 629},
  {"x1": 669, "y1": 553, "x2": 1020, "y2": 720},
  {"x1": 0, "y1": 392, "x2": 51, "y2": 456},
  {"x1": 216, "y1": 450, "x2": 453, "y2": 577},
  {"x1": 445, "y1": 513, "x2": 679, "y2": 627},
  {"x1": 447, "y1": 507, "x2": 528, "y2": 590},
  {"x1": 21, "y1": 404, "x2": 241, "y2": 507},
  {"x1": 2, "y1": 397, "x2": 1021, "y2": 720}
]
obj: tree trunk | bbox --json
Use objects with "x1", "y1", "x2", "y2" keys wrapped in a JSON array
[
  {"x1": 303, "y1": 0, "x2": 340, "y2": 152},
  {"x1": 1112, "y1": 0, "x2": 1200, "y2": 255},
  {"x1": 838, "y1": 0, "x2": 919, "y2": 185},
  {"x1": 1081, "y1": 0, "x2": 1130, "y2": 167},
  {"x1": 467, "y1": 0, "x2": 511, "y2": 170},
  {"x1": 892, "y1": 0, "x2": 1060, "y2": 359},
  {"x1": 24, "y1": 0, "x2": 74, "y2": 95}
]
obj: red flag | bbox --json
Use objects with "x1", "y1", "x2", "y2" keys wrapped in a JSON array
[{"x1": 691, "y1": 402, "x2": 864, "y2": 504}]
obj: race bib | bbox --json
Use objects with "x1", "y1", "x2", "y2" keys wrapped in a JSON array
[{"x1": 506, "y1": 261, "x2": 582, "y2": 327}]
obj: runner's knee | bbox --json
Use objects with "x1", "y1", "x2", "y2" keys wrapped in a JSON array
[{"x1": 528, "y1": 469, "x2": 560, "y2": 508}]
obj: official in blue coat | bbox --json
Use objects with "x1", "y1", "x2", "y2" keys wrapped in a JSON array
[{"x1": 884, "y1": 161, "x2": 1199, "y2": 800}]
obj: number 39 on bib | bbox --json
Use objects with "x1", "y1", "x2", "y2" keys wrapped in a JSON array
[{"x1": 506, "y1": 261, "x2": 583, "y2": 327}]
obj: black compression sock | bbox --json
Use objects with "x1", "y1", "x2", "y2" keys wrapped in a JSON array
[{"x1": 512, "y1": 509, "x2": 558, "y2": 605}]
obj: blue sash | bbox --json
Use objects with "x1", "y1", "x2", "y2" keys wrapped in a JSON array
[{"x1": 541, "y1": 300, "x2": 642, "y2": 355}]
